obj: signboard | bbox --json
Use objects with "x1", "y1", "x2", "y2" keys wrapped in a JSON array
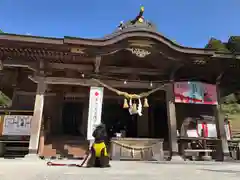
[
  {"x1": 186, "y1": 122, "x2": 231, "y2": 140},
  {"x1": 2, "y1": 115, "x2": 32, "y2": 136},
  {"x1": 87, "y1": 87, "x2": 104, "y2": 140},
  {"x1": 174, "y1": 81, "x2": 217, "y2": 105}
]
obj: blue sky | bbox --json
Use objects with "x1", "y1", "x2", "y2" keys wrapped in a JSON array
[{"x1": 0, "y1": 0, "x2": 239, "y2": 48}]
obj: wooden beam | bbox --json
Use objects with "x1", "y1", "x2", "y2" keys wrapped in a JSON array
[
  {"x1": 2, "y1": 58, "x2": 164, "y2": 76},
  {"x1": 101, "y1": 66, "x2": 163, "y2": 75},
  {"x1": 50, "y1": 63, "x2": 163, "y2": 75},
  {"x1": 3, "y1": 59, "x2": 37, "y2": 71},
  {"x1": 15, "y1": 91, "x2": 56, "y2": 97},
  {"x1": 49, "y1": 63, "x2": 93, "y2": 72},
  {"x1": 28, "y1": 76, "x2": 165, "y2": 89}
]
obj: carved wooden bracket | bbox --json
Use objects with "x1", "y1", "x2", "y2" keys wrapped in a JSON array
[
  {"x1": 94, "y1": 56, "x2": 101, "y2": 73},
  {"x1": 169, "y1": 64, "x2": 183, "y2": 81},
  {"x1": 126, "y1": 48, "x2": 151, "y2": 58},
  {"x1": 39, "y1": 59, "x2": 45, "y2": 76}
]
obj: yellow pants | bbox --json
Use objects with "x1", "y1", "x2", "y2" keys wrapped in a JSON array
[{"x1": 92, "y1": 142, "x2": 108, "y2": 157}]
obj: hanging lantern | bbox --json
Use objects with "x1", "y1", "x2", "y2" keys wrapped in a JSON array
[
  {"x1": 143, "y1": 98, "x2": 149, "y2": 108},
  {"x1": 123, "y1": 98, "x2": 129, "y2": 109}
]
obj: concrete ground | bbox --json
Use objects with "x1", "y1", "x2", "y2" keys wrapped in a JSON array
[{"x1": 0, "y1": 159, "x2": 240, "y2": 180}]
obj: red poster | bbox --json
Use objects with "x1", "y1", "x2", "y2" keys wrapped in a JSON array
[{"x1": 174, "y1": 82, "x2": 218, "y2": 105}]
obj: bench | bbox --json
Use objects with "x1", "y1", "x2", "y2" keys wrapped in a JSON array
[{"x1": 183, "y1": 149, "x2": 213, "y2": 161}]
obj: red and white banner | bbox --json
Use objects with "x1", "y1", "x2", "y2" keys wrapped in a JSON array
[
  {"x1": 174, "y1": 81, "x2": 218, "y2": 105},
  {"x1": 87, "y1": 87, "x2": 104, "y2": 140}
]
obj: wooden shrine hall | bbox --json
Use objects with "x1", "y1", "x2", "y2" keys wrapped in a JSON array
[{"x1": 0, "y1": 10, "x2": 240, "y2": 160}]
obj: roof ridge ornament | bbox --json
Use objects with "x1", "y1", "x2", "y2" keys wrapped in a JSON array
[{"x1": 117, "y1": 6, "x2": 156, "y2": 31}]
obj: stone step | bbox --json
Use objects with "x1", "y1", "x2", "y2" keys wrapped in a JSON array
[
  {"x1": 42, "y1": 136, "x2": 88, "y2": 158},
  {"x1": 42, "y1": 144, "x2": 57, "y2": 157},
  {"x1": 63, "y1": 145, "x2": 86, "y2": 158}
]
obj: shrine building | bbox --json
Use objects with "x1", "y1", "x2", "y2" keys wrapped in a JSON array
[{"x1": 0, "y1": 13, "x2": 239, "y2": 160}]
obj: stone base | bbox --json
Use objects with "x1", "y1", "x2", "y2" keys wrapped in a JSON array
[
  {"x1": 170, "y1": 155, "x2": 183, "y2": 161},
  {"x1": 215, "y1": 152, "x2": 233, "y2": 162},
  {"x1": 223, "y1": 154, "x2": 233, "y2": 161},
  {"x1": 202, "y1": 155, "x2": 212, "y2": 161},
  {"x1": 24, "y1": 154, "x2": 41, "y2": 160}
]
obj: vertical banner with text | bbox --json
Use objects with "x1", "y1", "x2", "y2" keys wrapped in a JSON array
[{"x1": 87, "y1": 86, "x2": 104, "y2": 140}]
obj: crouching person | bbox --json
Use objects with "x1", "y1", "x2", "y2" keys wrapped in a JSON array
[{"x1": 86, "y1": 123, "x2": 111, "y2": 168}]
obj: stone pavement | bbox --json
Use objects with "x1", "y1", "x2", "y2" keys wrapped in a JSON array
[{"x1": 0, "y1": 159, "x2": 240, "y2": 180}]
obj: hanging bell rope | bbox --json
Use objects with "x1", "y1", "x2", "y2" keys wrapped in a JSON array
[
  {"x1": 143, "y1": 98, "x2": 149, "y2": 108},
  {"x1": 123, "y1": 98, "x2": 129, "y2": 109},
  {"x1": 92, "y1": 78, "x2": 165, "y2": 99},
  {"x1": 132, "y1": 102, "x2": 137, "y2": 113}
]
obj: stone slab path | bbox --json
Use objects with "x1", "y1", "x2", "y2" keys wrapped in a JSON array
[{"x1": 0, "y1": 159, "x2": 240, "y2": 180}]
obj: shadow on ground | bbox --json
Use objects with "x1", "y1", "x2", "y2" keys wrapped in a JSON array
[
  {"x1": 143, "y1": 161, "x2": 223, "y2": 166},
  {"x1": 200, "y1": 168, "x2": 240, "y2": 174}
]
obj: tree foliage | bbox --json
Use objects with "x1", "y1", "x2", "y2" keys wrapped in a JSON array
[
  {"x1": 205, "y1": 37, "x2": 240, "y2": 115},
  {"x1": 221, "y1": 94, "x2": 240, "y2": 114},
  {"x1": 226, "y1": 36, "x2": 240, "y2": 53},
  {"x1": 205, "y1": 36, "x2": 240, "y2": 54},
  {"x1": 205, "y1": 38, "x2": 230, "y2": 53}
]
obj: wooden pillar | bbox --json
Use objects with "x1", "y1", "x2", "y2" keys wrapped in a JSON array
[
  {"x1": 11, "y1": 87, "x2": 18, "y2": 108},
  {"x1": 215, "y1": 83, "x2": 230, "y2": 161},
  {"x1": 137, "y1": 109, "x2": 149, "y2": 137},
  {"x1": 28, "y1": 79, "x2": 47, "y2": 155},
  {"x1": 166, "y1": 83, "x2": 182, "y2": 160},
  {"x1": 81, "y1": 99, "x2": 89, "y2": 138},
  {"x1": 38, "y1": 129, "x2": 45, "y2": 156}
]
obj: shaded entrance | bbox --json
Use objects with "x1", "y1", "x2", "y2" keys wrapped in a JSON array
[
  {"x1": 62, "y1": 102, "x2": 83, "y2": 136},
  {"x1": 151, "y1": 101, "x2": 168, "y2": 139},
  {"x1": 102, "y1": 100, "x2": 138, "y2": 138}
]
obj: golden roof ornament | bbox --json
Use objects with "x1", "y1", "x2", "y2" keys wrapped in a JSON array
[{"x1": 115, "y1": 6, "x2": 157, "y2": 32}]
